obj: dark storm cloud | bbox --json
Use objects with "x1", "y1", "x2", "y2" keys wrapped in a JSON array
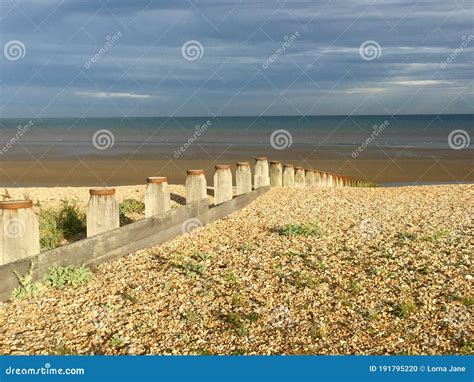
[{"x1": 0, "y1": 0, "x2": 472, "y2": 117}]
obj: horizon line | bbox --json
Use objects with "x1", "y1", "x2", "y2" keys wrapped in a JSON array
[{"x1": 0, "y1": 113, "x2": 473, "y2": 120}]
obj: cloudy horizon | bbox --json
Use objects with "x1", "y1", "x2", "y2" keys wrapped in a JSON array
[{"x1": 0, "y1": 0, "x2": 473, "y2": 118}]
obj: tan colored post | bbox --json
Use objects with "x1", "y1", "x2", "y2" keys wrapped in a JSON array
[
  {"x1": 314, "y1": 170, "x2": 322, "y2": 187},
  {"x1": 305, "y1": 169, "x2": 315, "y2": 187},
  {"x1": 269, "y1": 161, "x2": 283, "y2": 187},
  {"x1": 254, "y1": 157, "x2": 270, "y2": 189},
  {"x1": 282, "y1": 164, "x2": 295, "y2": 187},
  {"x1": 87, "y1": 188, "x2": 119, "y2": 237},
  {"x1": 214, "y1": 165, "x2": 233, "y2": 205},
  {"x1": 186, "y1": 170, "x2": 207, "y2": 204},
  {"x1": 145, "y1": 177, "x2": 171, "y2": 218},
  {"x1": 294, "y1": 167, "x2": 305, "y2": 188},
  {"x1": 0, "y1": 200, "x2": 39, "y2": 266},
  {"x1": 236, "y1": 162, "x2": 252, "y2": 195},
  {"x1": 321, "y1": 172, "x2": 327, "y2": 187}
]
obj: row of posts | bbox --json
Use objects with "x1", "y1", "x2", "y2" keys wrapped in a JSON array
[{"x1": 0, "y1": 157, "x2": 369, "y2": 266}]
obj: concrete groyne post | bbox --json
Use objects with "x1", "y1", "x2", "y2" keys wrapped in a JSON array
[
  {"x1": 254, "y1": 157, "x2": 270, "y2": 189},
  {"x1": 0, "y1": 200, "x2": 39, "y2": 266},
  {"x1": 305, "y1": 169, "x2": 315, "y2": 187},
  {"x1": 236, "y1": 162, "x2": 252, "y2": 196},
  {"x1": 295, "y1": 167, "x2": 305, "y2": 188},
  {"x1": 321, "y1": 172, "x2": 327, "y2": 187},
  {"x1": 186, "y1": 169, "x2": 207, "y2": 204},
  {"x1": 145, "y1": 177, "x2": 171, "y2": 218},
  {"x1": 282, "y1": 164, "x2": 295, "y2": 187},
  {"x1": 313, "y1": 170, "x2": 321, "y2": 187},
  {"x1": 269, "y1": 161, "x2": 283, "y2": 187},
  {"x1": 87, "y1": 188, "x2": 120, "y2": 237},
  {"x1": 214, "y1": 165, "x2": 233, "y2": 205},
  {"x1": 327, "y1": 173, "x2": 334, "y2": 187}
]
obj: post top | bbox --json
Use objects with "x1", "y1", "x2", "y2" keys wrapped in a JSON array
[
  {"x1": 0, "y1": 200, "x2": 33, "y2": 210},
  {"x1": 255, "y1": 156, "x2": 268, "y2": 161},
  {"x1": 147, "y1": 176, "x2": 167, "y2": 184},
  {"x1": 89, "y1": 188, "x2": 115, "y2": 196},
  {"x1": 283, "y1": 163, "x2": 294, "y2": 167},
  {"x1": 295, "y1": 166, "x2": 304, "y2": 170},
  {"x1": 269, "y1": 160, "x2": 281, "y2": 164},
  {"x1": 305, "y1": 168, "x2": 313, "y2": 172},
  {"x1": 187, "y1": 169, "x2": 205, "y2": 175},
  {"x1": 215, "y1": 164, "x2": 230, "y2": 170},
  {"x1": 236, "y1": 161, "x2": 250, "y2": 166}
]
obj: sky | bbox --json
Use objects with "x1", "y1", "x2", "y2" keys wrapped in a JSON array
[{"x1": 0, "y1": 0, "x2": 473, "y2": 118}]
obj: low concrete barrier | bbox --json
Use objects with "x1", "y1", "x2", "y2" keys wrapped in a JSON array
[
  {"x1": 0, "y1": 152, "x2": 372, "y2": 301},
  {"x1": 0, "y1": 186, "x2": 269, "y2": 302}
]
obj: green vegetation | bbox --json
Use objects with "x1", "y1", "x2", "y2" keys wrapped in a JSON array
[
  {"x1": 109, "y1": 334, "x2": 125, "y2": 348},
  {"x1": 221, "y1": 311, "x2": 259, "y2": 336},
  {"x1": 119, "y1": 199, "x2": 145, "y2": 215},
  {"x1": 453, "y1": 293, "x2": 473, "y2": 306},
  {"x1": 393, "y1": 299, "x2": 417, "y2": 318},
  {"x1": 12, "y1": 263, "x2": 92, "y2": 300},
  {"x1": 170, "y1": 252, "x2": 209, "y2": 278},
  {"x1": 287, "y1": 270, "x2": 319, "y2": 289},
  {"x1": 277, "y1": 222, "x2": 323, "y2": 237},
  {"x1": 423, "y1": 229, "x2": 451, "y2": 243},
  {"x1": 12, "y1": 262, "x2": 43, "y2": 300},
  {"x1": 44, "y1": 265, "x2": 92, "y2": 289},
  {"x1": 458, "y1": 340, "x2": 472, "y2": 355},
  {"x1": 39, "y1": 199, "x2": 86, "y2": 250}
]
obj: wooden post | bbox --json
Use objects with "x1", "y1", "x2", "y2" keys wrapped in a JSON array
[
  {"x1": 214, "y1": 165, "x2": 233, "y2": 205},
  {"x1": 87, "y1": 188, "x2": 119, "y2": 237},
  {"x1": 145, "y1": 177, "x2": 171, "y2": 218}
]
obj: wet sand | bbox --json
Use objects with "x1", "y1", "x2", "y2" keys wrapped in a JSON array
[{"x1": 1, "y1": 157, "x2": 472, "y2": 187}]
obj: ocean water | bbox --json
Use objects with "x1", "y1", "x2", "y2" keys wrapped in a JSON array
[{"x1": 0, "y1": 114, "x2": 472, "y2": 160}]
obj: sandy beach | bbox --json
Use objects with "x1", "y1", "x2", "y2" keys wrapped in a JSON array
[{"x1": 0, "y1": 184, "x2": 471, "y2": 355}]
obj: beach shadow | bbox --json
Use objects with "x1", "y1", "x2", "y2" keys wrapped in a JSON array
[{"x1": 170, "y1": 193, "x2": 186, "y2": 205}]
